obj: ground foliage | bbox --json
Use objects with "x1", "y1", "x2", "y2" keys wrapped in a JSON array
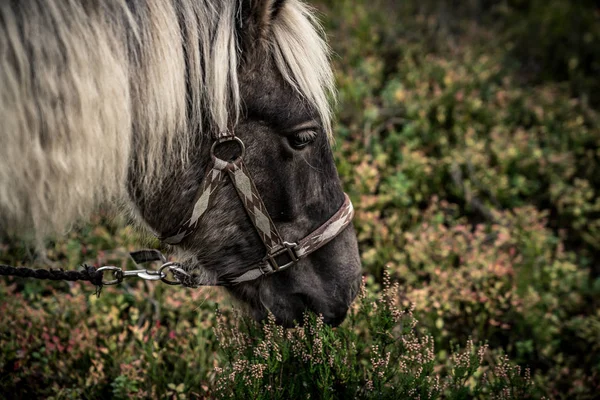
[{"x1": 1, "y1": 0, "x2": 599, "y2": 398}]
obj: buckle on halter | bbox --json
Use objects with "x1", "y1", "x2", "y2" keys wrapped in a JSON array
[{"x1": 263, "y1": 241, "x2": 299, "y2": 273}]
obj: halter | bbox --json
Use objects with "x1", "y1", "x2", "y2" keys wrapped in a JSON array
[
  {"x1": 0, "y1": 132, "x2": 354, "y2": 290},
  {"x1": 156, "y1": 132, "x2": 355, "y2": 285}
]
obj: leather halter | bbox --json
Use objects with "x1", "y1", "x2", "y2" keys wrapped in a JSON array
[{"x1": 157, "y1": 133, "x2": 355, "y2": 285}]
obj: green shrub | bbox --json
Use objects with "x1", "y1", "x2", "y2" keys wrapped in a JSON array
[
  {"x1": 396, "y1": 199, "x2": 599, "y2": 397},
  {"x1": 213, "y1": 274, "x2": 534, "y2": 399},
  {"x1": 0, "y1": 266, "x2": 535, "y2": 399},
  {"x1": 500, "y1": 0, "x2": 600, "y2": 105},
  {"x1": 0, "y1": 229, "x2": 226, "y2": 399},
  {"x1": 322, "y1": 0, "x2": 599, "y2": 397}
]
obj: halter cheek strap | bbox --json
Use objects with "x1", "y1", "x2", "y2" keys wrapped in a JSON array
[{"x1": 157, "y1": 134, "x2": 354, "y2": 286}]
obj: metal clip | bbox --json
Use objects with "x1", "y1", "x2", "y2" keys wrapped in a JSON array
[{"x1": 96, "y1": 263, "x2": 189, "y2": 286}]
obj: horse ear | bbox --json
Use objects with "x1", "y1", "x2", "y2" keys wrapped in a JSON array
[{"x1": 240, "y1": 0, "x2": 287, "y2": 47}]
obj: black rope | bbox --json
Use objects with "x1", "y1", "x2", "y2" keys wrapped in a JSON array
[{"x1": 0, "y1": 264, "x2": 104, "y2": 295}]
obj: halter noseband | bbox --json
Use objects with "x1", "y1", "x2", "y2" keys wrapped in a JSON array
[{"x1": 157, "y1": 132, "x2": 354, "y2": 285}]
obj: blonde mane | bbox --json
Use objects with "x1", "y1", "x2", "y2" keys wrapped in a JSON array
[{"x1": 0, "y1": 0, "x2": 334, "y2": 242}]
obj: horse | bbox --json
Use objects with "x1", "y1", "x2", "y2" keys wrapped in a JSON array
[{"x1": 0, "y1": 0, "x2": 361, "y2": 327}]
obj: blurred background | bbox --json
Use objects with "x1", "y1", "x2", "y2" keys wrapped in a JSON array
[
  {"x1": 324, "y1": 0, "x2": 600, "y2": 394},
  {"x1": 1, "y1": 0, "x2": 598, "y2": 398},
  {"x1": 322, "y1": 0, "x2": 600, "y2": 396}
]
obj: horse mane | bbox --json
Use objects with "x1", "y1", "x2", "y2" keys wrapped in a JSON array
[{"x1": 0, "y1": 0, "x2": 333, "y2": 242}]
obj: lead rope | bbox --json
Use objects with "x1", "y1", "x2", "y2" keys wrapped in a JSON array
[
  {"x1": 0, "y1": 249, "x2": 193, "y2": 297},
  {"x1": 0, "y1": 263, "x2": 103, "y2": 289}
]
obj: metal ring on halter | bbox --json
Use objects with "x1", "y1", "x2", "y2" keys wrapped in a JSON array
[
  {"x1": 210, "y1": 136, "x2": 245, "y2": 165},
  {"x1": 158, "y1": 262, "x2": 189, "y2": 285}
]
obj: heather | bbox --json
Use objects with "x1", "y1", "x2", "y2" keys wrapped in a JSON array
[{"x1": 1, "y1": 0, "x2": 599, "y2": 398}]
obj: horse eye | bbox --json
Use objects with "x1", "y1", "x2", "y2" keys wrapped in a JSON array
[{"x1": 288, "y1": 130, "x2": 317, "y2": 150}]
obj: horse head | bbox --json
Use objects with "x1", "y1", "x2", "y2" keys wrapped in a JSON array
[
  {"x1": 130, "y1": 0, "x2": 361, "y2": 327},
  {"x1": 0, "y1": 0, "x2": 361, "y2": 327}
]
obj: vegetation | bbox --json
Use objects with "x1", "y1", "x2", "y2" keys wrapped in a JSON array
[{"x1": 1, "y1": 0, "x2": 598, "y2": 398}]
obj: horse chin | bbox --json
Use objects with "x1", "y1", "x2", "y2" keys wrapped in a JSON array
[
  {"x1": 252, "y1": 294, "x2": 354, "y2": 329},
  {"x1": 253, "y1": 270, "x2": 361, "y2": 329}
]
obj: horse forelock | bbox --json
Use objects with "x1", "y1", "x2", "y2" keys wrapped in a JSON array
[
  {"x1": 270, "y1": 1, "x2": 335, "y2": 140},
  {"x1": 0, "y1": 0, "x2": 334, "y2": 243}
]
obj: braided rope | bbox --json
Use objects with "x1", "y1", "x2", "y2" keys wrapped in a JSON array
[{"x1": 0, "y1": 264, "x2": 104, "y2": 288}]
